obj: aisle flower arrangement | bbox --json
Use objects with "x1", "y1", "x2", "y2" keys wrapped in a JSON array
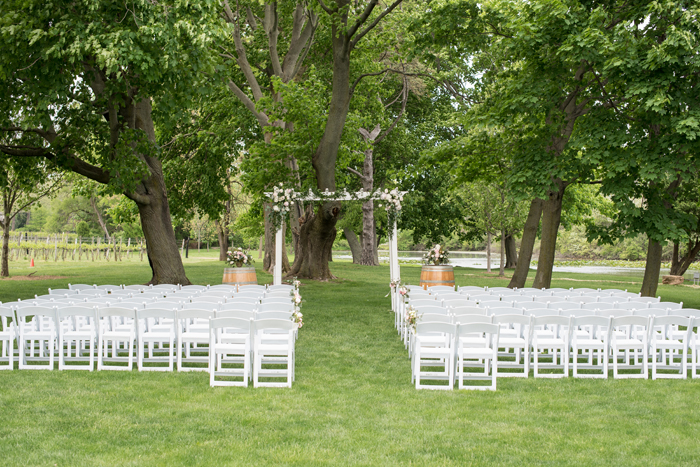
[
  {"x1": 405, "y1": 305, "x2": 421, "y2": 332},
  {"x1": 389, "y1": 280, "x2": 409, "y2": 299},
  {"x1": 423, "y1": 244, "x2": 449, "y2": 265},
  {"x1": 291, "y1": 288, "x2": 304, "y2": 328},
  {"x1": 226, "y1": 248, "x2": 254, "y2": 267}
]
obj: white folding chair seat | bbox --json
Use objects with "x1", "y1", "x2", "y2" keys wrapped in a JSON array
[
  {"x1": 610, "y1": 316, "x2": 649, "y2": 379},
  {"x1": 182, "y1": 302, "x2": 220, "y2": 312},
  {"x1": 216, "y1": 310, "x2": 256, "y2": 320},
  {"x1": 581, "y1": 303, "x2": 601, "y2": 312},
  {"x1": 457, "y1": 322, "x2": 499, "y2": 390},
  {"x1": 649, "y1": 315, "x2": 691, "y2": 380},
  {"x1": 136, "y1": 308, "x2": 177, "y2": 371},
  {"x1": 570, "y1": 316, "x2": 610, "y2": 378},
  {"x1": 123, "y1": 285, "x2": 150, "y2": 292},
  {"x1": 191, "y1": 297, "x2": 224, "y2": 306},
  {"x1": 16, "y1": 306, "x2": 56, "y2": 370},
  {"x1": 450, "y1": 306, "x2": 486, "y2": 316},
  {"x1": 264, "y1": 290, "x2": 293, "y2": 299},
  {"x1": 209, "y1": 317, "x2": 253, "y2": 387},
  {"x1": 49, "y1": 288, "x2": 78, "y2": 295},
  {"x1": 221, "y1": 301, "x2": 258, "y2": 312},
  {"x1": 531, "y1": 315, "x2": 570, "y2": 378},
  {"x1": 657, "y1": 301, "x2": 682, "y2": 311},
  {"x1": 408, "y1": 299, "x2": 438, "y2": 308},
  {"x1": 629, "y1": 296, "x2": 659, "y2": 305},
  {"x1": 97, "y1": 307, "x2": 137, "y2": 371},
  {"x1": 427, "y1": 286, "x2": 455, "y2": 294},
  {"x1": 258, "y1": 302, "x2": 294, "y2": 313},
  {"x1": 253, "y1": 319, "x2": 297, "y2": 388},
  {"x1": 493, "y1": 315, "x2": 530, "y2": 378},
  {"x1": 201, "y1": 291, "x2": 235, "y2": 299},
  {"x1": 94, "y1": 285, "x2": 121, "y2": 292},
  {"x1": 56, "y1": 306, "x2": 98, "y2": 371},
  {"x1": 458, "y1": 286, "x2": 486, "y2": 294},
  {"x1": 0, "y1": 305, "x2": 17, "y2": 370},
  {"x1": 266, "y1": 285, "x2": 294, "y2": 292},
  {"x1": 556, "y1": 302, "x2": 581, "y2": 312},
  {"x1": 68, "y1": 284, "x2": 94, "y2": 291},
  {"x1": 412, "y1": 322, "x2": 456, "y2": 390}
]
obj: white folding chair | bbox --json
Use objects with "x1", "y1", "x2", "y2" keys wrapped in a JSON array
[
  {"x1": 137, "y1": 308, "x2": 177, "y2": 371},
  {"x1": 412, "y1": 322, "x2": 456, "y2": 390},
  {"x1": 264, "y1": 290, "x2": 294, "y2": 299},
  {"x1": 182, "y1": 302, "x2": 220, "y2": 312},
  {"x1": 49, "y1": 288, "x2": 78, "y2": 295},
  {"x1": 253, "y1": 319, "x2": 297, "y2": 388},
  {"x1": 266, "y1": 285, "x2": 294, "y2": 292},
  {"x1": 16, "y1": 306, "x2": 56, "y2": 370},
  {"x1": 427, "y1": 286, "x2": 455, "y2": 294},
  {"x1": 557, "y1": 302, "x2": 582, "y2": 312},
  {"x1": 177, "y1": 309, "x2": 213, "y2": 372},
  {"x1": 200, "y1": 290, "x2": 236, "y2": 300},
  {"x1": 97, "y1": 307, "x2": 137, "y2": 371},
  {"x1": 570, "y1": 316, "x2": 610, "y2": 379},
  {"x1": 94, "y1": 285, "x2": 121, "y2": 293},
  {"x1": 258, "y1": 302, "x2": 294, "y2": 313},
  {"x1": 657, "y1": 301, "x2": 683, "y2": 311},
  {"x1": 123, "y1": 285, "x2": 150, "y2": 292},
  {"x1": 68, "y1": 283, "x2": 95, "y2": 291},
  {"x1": 689, "y1": 317, "x2": 700, "y2": 378},
  {"x1": 531, "y1": 315, "x2": 570, "y2": 378},
  {"x1": 649, "y1": 315, "x2": 691, "y2": 380},
  {"x1": 493, "y1": 314, "x2": 530, "y2": 378},
  {"x1": 629, "y1": 297, "x2": 659, "y2": 305},
  {"x1": 0, "y1": 305, "x2": 17, "y2": 370},
  {"x1": 191, "y1": 297, "x2": 224, "y2": 306},
  {"x1": 220, "y1": 301, "x2": 258, "y2": 313},
  {"x1": 459, "y1": 286, "x2": 486, "y2": 294},
  {"x1": 457, "y1": 322, "x2": 499, "y2": 390},
  {"x1": 181, "y1": 285, "x2": 207, "y2": 293},
  {"x1": 216, "y1": 310, "x2": 256, "y2": 320},
  {"x1": 56, "y1": 306, "x2": 98, "y2": 371},
  {"x1": 238, "y1": 285, "x2": 266, "y2": 294},
  {"x1": 609, "y1": 316, "x2": 649, "y2": 379},
  {"x1": 209, "y1": 317, "x2": 253, "y2": 387}
]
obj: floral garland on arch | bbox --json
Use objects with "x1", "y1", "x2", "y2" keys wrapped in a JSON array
[
  {"x1": 267, "y1": 184, "x2": 294, "y2": 231},
  {"x1": 265, "y1": 185, "x2": 406, "y2": 236}
]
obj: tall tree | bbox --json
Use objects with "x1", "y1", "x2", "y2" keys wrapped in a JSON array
[{"x1": 0, "y1": 0, "x2": 218, "y2": 284}]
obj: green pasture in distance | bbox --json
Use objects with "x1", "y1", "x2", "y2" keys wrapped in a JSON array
[{"x1": 1, "y1": 256, "x2": 699, "y2": 465}]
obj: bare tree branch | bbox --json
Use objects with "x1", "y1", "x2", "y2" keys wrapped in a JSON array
[{"x1": 350, "y1": 0, "x2": 404, "y2": 49}]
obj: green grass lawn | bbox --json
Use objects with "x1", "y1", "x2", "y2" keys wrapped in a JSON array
[{"x1": 1, "y1": 255, "x2": 699, "y2": 466}]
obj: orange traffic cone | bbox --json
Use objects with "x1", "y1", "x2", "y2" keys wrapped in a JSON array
[{"x1": 30, "y1": 258, "x2": 34, "y2": 267}]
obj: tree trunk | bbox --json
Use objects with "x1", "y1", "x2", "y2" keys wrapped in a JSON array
[
  {"x1": 669, "y1": 239, "x2": 700, "y2": 276},
  {"x1": 214, "y1": 219, "x2": 229, "y2": 262},
  {"x1": 288, "y1": 26, "x2": 349, "y2": 279},
  {"x1": 641, "y1": 238, "x2": 663, "y2": 297},
  {"x1": 486, "y1": 232, "x2": 492, "y2": 273},
  {"x1": 344, "y1": 228, "x2": 362, "y2": 263},
  {"x1": 1, "y1": 219, "x2": 9, "y2": 277},
  {"x1": 533, "y1": 183, "x2": 566, "y2": 289},
  {"x1": 504, "y1": 233, "x2": 518, "y2": 269},
  {"x1": 509, "y1": 198, "x2": 543, "y2": 288},
  {"x1": 499, "y1": 228, "x2": 505, "y2": 277},
  {"x1": 290, "y1": 204, "x2": 340, "y2": 280},
  {"x1": 359, "y1": 197, "x2": 379, "y2": 266},
  {"x1": 90, "y1": 196, "x2": 110, "y2": 242}
]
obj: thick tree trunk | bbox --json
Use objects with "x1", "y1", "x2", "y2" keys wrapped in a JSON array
[
  {"x1": 1, "y1": 219, "x2": 9, "y2": 277},
  {"x1": 504, "y1": 233, "x2": 518, "y2": 269},
  {"x1": 641, "y1": 239, "x2": 663, "y2": 297},
  {"x1": 359, "y1": 197, "x2": 379, "y2": 266},
  {"x1": 533, "y1": 182, "x2": 566, "y2": 289},
  {"x1": 288, "y1": 26, "x2": 349, "y2": 279},
  {"x1": 509, "y1": 198, "x2": 542, "y2": 288},
  {"x1": 344, "y1": 228, "x2": 361, "y2": 263},
  {"x1": 290, "y1": 204, "x2": 340, "y2": 279},
  {"x1": 669, "y1": 239, "x2": 700, "y2": 276}
]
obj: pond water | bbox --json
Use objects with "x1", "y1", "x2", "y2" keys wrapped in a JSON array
[{"x1": 333, "y1": 250, "x2": 699, "y2": 280}]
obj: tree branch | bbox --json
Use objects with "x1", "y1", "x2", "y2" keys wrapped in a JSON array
[{"x1": 350, "y1": 0, "x2": 404, "y2": 49}]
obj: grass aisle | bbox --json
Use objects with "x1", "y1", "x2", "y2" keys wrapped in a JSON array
[{"x1": 1, "y1": 259, "x2": 699, "y2": 465}]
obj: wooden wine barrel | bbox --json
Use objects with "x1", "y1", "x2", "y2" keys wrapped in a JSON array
[
  {"x1": 419, "y1": 265, "x2": 455, "y2": 290},
  {"x1": 222, "y1": 267, "x2": 257, "y2": 287}
]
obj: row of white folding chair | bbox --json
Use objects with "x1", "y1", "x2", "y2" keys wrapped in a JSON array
[
  {"x1": 410, "y1": 314, "x2": 697, "y2": 385},
  {"x1": 209, "y1": 317, "x2": 297, "y2": 388},
  {"x1": 3, "y1": 304, "x2": 297, "y2": 372}
]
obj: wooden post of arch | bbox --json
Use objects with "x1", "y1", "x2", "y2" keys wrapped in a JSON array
[{"x1": 274, "y1": 222, "x2": 283, "y2": 286}]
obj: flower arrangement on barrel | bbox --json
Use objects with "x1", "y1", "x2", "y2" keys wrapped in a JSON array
[
  {"x1": 226, "y1": 248, "x2": 254, "y2": 267},
  {"x1": 423, "y1": 244, "x2": 449, "y2": 265}
]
